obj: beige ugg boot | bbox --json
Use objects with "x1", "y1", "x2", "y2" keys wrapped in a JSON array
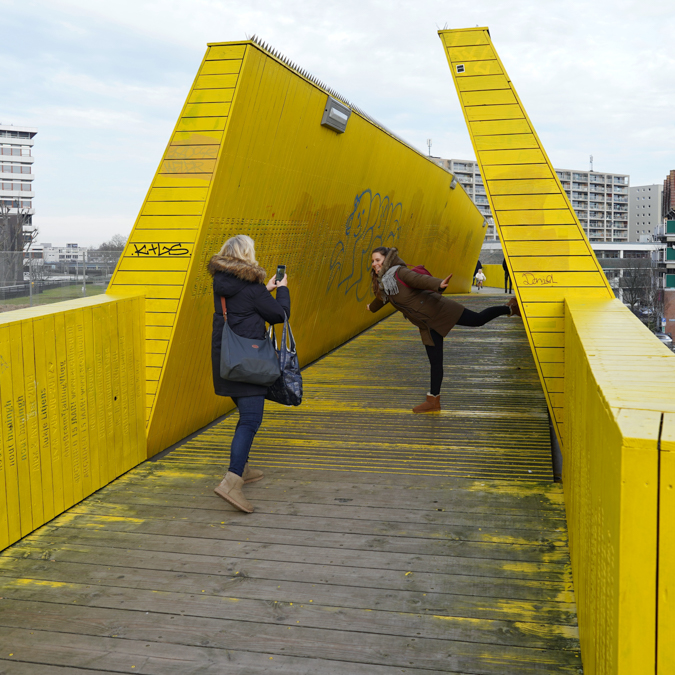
[
  {"x1": 214, "y1": 472, "x2": 254, "y2": 513},
  {"x1": 412, "y1": 394, "x2": 441, "y2": 413},
  {"x1": 242, "y1": 463, "x2": 263, "y2": 484}
]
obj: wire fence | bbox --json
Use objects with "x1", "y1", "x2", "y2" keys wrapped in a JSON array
[{"x1": 0, "y1": 252, "x2": 111, "y2": 312}]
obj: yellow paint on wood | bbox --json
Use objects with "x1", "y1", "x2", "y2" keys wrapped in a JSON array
[
  {"x1": 465, "y1": 104, "x2": 524, "y2": 122},
  {"x1": 658, "y1": 413, "x2": 675, "y2": 672},
  {"x1": 509, "y1": 257, "x2": 598, "y2": 273},
  {"x1": 108, "y1": 40, "x2": 487, "y2": 457},
  {"x1": 0, "y1": 295, "x2": 146, "y2": 551},
  {"x1": 461, "y1": 89, "x2": 517, "y2": 106},
  {"x1": 205, "y1": 44, "x2": 246, "y2": 60}
]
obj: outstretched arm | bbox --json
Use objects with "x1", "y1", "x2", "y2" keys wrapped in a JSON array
[{"x1": 397, "y1": 267, "x2": 452, "y2": 294}]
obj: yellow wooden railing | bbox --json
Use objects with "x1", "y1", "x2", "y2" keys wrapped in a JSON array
[
  {"x1": 0, "y1": 294, "x2": 146, "y2": 550},
  {"x1": 564, "y1": 297, "x2": 675, "y2": 673}
]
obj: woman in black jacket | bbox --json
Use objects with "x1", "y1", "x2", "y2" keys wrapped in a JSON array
[{"x1": 208, "y1": 234, "x2": 290, "y2": 513}]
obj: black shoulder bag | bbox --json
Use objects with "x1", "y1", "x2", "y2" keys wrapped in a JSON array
[{"x1": 219, "y1": 296, "x2": 281, "y2": 386}]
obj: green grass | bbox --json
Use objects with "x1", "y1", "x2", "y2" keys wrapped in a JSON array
[{"x1": 0, "y1": 283, "x2": 107, "y2": 312}]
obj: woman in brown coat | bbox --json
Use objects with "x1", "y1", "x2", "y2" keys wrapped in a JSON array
[{"x1": 367, "y1": 246, "x2": 520, "y2": 413}]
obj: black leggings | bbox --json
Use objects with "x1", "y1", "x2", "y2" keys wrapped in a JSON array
[{"x1": 424, "y1": 305, "x2": 510, "y2": 396}]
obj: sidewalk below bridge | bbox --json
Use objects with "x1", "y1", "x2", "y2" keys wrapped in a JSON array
[{"x1": 0, "y1": 293, "x2": 582, "y2": 674}]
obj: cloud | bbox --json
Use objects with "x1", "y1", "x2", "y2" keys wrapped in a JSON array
[{"x1": 3, "y1": 0, "x2": 675, "y2": 245}]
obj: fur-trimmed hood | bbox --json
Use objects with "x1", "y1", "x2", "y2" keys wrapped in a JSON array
[
  {"x1": 378, "y1": 247, "x2": 406, "y2": 277},
  {"x1": 207, "y1": 254, "x2": 266, "y2": 284},
  {"x1": 371, "y1": 247, "x2": 407, "y2": 299}
]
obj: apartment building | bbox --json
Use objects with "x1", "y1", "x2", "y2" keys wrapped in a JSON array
[
  {"x1": 629, "y1": 184, "x2": 663, "y2": 241},
  {"x1": 0, "y1": 123, "x2": 36, "y2": 223},
  {"x1": 434, "y1": 158, "x2": 630, "y2": 243},
  {"x1": 433, "y1": 158, "x2": 495, "y2": 238}
]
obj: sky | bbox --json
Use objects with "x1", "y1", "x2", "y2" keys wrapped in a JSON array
[{"x1": 1, "y1": 0, "x2": 674, "y2": 246}]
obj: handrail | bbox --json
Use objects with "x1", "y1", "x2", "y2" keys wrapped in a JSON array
[{"x1": 564, "y1": 297, "x2": 675, "y2": 673}]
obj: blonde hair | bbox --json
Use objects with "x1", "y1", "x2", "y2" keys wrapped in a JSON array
[{"x1": 219, "y1": 235, "x2": 257, "y2": 265}]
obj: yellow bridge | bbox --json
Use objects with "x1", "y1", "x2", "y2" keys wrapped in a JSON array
[{"x1": 0, "y1": 28, "x2": 672, "y2": 674}]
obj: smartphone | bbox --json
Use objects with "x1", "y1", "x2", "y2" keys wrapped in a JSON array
[{"x1": 275, "y1": 264, "x2": 286, "y2": 282}]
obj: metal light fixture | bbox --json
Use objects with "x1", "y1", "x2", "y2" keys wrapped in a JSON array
[
  {"x1": 450, "y1": 176, "x2": 458, "y2": 189},
  {"x1": 321, "y1": 96, "x2": 351, "y2": 134}
]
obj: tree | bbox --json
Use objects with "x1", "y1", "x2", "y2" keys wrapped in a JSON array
[
  {"x1": 0, "y1": 202, "x2": 36, "y2": 285},
  {"x1": 97, "y1": 234, "x2": 127, "y2": 251},
  {"x1": 92, "y1": 234, "x2": 127, "y2": 280}
]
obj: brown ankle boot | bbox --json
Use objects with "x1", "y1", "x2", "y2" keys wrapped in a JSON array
[
  {"x1": 242, "y1": 462, "x2": 263, "y2": 484},
  {"x1": 412, "y1": 393, "x2": 441, "y2": 413},
  {"x1": 214, "y1": 472, "x2": 254, "y2": 513}
]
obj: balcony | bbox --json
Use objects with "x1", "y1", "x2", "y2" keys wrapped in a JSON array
[{"x1": 0, "y1": 146, "x2": 32, "y2": 157}]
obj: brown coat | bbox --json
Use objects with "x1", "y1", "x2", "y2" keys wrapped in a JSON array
[{"x1": 368, "y1": 248, "x2": 465, "y2": 346}]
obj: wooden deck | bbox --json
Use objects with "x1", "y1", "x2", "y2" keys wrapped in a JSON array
[{"x1": 0, "y1": 295, "x2": 582, "y2": 674}]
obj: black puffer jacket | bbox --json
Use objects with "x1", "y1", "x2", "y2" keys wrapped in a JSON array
[{"x1": 208, "y1": 254, "x2": 291, "y2": 398}]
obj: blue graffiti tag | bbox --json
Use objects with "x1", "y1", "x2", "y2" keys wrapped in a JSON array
[{"x1": 327, "y1": 189, "x2": 402, "y2": 302}]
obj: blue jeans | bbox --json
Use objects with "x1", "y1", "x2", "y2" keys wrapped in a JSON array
[{"x1": 229, "y1": 395, "x2": 265, "y2": 476}]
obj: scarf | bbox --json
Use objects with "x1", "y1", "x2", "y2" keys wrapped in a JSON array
[{"x1": 380, "y1": 265, "x2": 402, "y2": 298}]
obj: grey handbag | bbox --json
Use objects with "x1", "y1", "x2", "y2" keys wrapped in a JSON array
[
  {"x1": 219, "y1": 296, "x2": 281, "y2": 386},
  {"x1": 266, "y1": 314, "x2": 303, "y2": 406}
]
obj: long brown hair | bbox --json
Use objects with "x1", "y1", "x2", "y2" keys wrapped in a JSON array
[{"x1": 370, "y1": 246, "x2": 390, "y2": 298}]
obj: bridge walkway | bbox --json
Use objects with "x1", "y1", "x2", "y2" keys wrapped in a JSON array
[{"x1": 0, "y1": 294, "x2": 582, "y2": 674}]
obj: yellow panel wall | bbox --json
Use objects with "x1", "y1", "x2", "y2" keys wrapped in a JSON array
[
  {"x1": 658, "y1": 414, "x2": 675, "y2": 673},
  {"x1": 480, "y1": 263, "x2": 503, "y2": 290},
  {"x1": 108, "y1": 39, "x2": 486, "y2": 457},
  {"x1": 438, "y1": 27, "x2": 614, "y2": 445},
  {"x1": 564, "y1": 297, "x2": 675, "y2": 674},
  {"x1": 0, "y1": 294, "x2": 146, "y2": 550}
]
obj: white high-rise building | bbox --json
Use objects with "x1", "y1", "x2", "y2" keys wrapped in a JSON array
[
  {"x1": 0, "y1": 124, "x2": 36, "y2": 213},
  {"x1": 629, "y1": 184, "x2": 663, "y2": 242},
  {"x1": 434, "y1": 158, "x2": 630, "y2": 243}
]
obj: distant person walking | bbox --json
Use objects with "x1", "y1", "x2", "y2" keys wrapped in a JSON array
[
  {"x1": 474, "y1": 268, "x2": 486, "y2": 291},
  {"x1": 503, "y1": 258, "x2": 512, "y2": 294},
  {"x1": 367, "y1": 247, "x2": 520, "y2": 413},
  {"x1": 473, "y1": 259, "x2": 482, "y2": 288},
  {"x1": 208, "y1": 234, "x2": 289, "y2": 513}
]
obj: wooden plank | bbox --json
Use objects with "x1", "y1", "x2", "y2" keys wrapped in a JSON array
[
  {"x1": 488, "y1": 178, "x2": 560, "y2": 195},
  {"x1": 31, "y1": 317, "x2": 55, "y2": 524},
  {"x1": 446, "y1": 44, "x2": 497, "y2": 62},
  {"x1": 90, "y1": 304, "x2": 110, "y2": 487},
  {"x1": 141, "y1": 201, "x2": 205, "y2": 216},
  {"x1": 492, "y1": 193, "x2": 569, "y2": 211},
  {"x1": 199, "y1": 60, "x2": 242, "y2": 76},
  {"x1": 501, "y1": 225, "x2": 583, "y2": 241},
  {"x1": 470, "y1": 118, "x2": 531, "y2": 136},
  {"x1": 186, "y1": 88, "x2": 234, "y2": 104},
  {"x1": 134, "y1": 215, "x2": 203, "y2": 229},
  {"x1": 0, "y1": 585, "x2": 579, "y2": 652},
  {"x1": 0, "y1": 626, "x2": 499, "y2": 675},
  {"x1": 456, "y1": 74, "x2": 510, "y2": 91},
  {"x1": 205, "y1": 44, "x2": 246, "y2": 60},
  {"x1": 194, "y1": 73, "x2": 239, "y2": 89},
  {"x1": 505, "y1": 240, "x2": 591, "y2": 257},
  {"x1": 181, "y1": 102, "x2": 232, "y2": 118},
  {"x1": 510, "y1": 256, "x2": 598, "y2": 272},
  {"x1": 462, "y1": 89, "x2": 517, "y2": 106},
  {"x1": 0, "y1": 324, "x2": 18, "y2": 546},
  {"x1": 455, "y1": 60, "x2": 503, "y2": 77},
  {"x1": 170, "y1": 130, "x2": 223, "y2": 144},
  {"x1": 53, "y1": 313, "x2": 74, "y2": 509},
  {"x1": 474, "y1": 133, "x2": 538, "y2": 151},
  {"x1": 174, "y1": 117, "x2": 227, "y2": 132},
  {"x1": 164, "y1": 145, "x2": 220, "y2": 161},
  {"x1": 8, "y1": 322, "x2": 32, "y2": 535},
  {"x1": 442, "y1": 29, "x2": 491, "y2": 48},
  {"x1": 465, "y1": 104, "x2": 524, "y2": 121}
]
